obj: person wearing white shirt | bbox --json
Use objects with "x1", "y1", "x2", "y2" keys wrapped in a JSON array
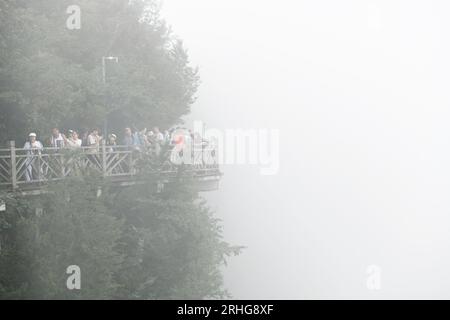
[
  {"x1": 153, "y1": 127, "x2": 164, "y2": 143},
  {"x1": 50, "y1": 128, "x2": 65, "y2": 148},
  {"x1": 23, "y1": 132, "x2": 43, "y2": 181},
  {"x1": 64, "y1": 130, "x2": 82, "y2": 149},
  {"x1": 87, "y1": 128, "x2": 102, "y2": 153}
]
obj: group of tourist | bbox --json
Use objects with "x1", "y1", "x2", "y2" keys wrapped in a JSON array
[
  {"x1": 20, "y1": 125, "x2": 208, "y2": 182},
  {"x1": 21, "y1": 126, "x2": 167, "y2": 181},
  {"x1": 25, "y1": 126, "x2": 172, "y2": 150}
]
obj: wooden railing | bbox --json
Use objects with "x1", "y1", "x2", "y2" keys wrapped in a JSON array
[{"x1": 0, "y1": 141, "x2": 221, "y2": 192}]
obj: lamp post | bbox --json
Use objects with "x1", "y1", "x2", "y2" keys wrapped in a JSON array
[
  {"x1": 102, "y1": 56, "x2": 119, "y2": 84},
  {"x1": 101, "y1": 56, "x2": 119, "y2": 138}
]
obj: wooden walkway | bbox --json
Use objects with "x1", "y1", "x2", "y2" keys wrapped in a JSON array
[{"x1": 0, "y1": 141, "x2": 221, "y2": 195}]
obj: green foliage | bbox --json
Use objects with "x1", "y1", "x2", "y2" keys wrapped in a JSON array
[
  {"x1": 111, "y1": 180, "x2": 241, "y2": 299},
  {"x1": 0, "y1": 174, "x2": 241, "y2": 299},
  {"x1": 0, "y1": 0, "x2": 199, "y2": 144},
  {"x1": 0, "y1": 177, "x2": 123, "y2": 299}
]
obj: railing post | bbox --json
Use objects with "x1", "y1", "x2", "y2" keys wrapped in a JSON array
[
  {"x1": 60, "y1": 148, "x2": 65, "y2": 178},
  {"x1": 10, "y1": 141, "x2": 17, "y2": 190},
  {"x1": 130, "y1": 149, "x2": 134, "y2": 175},
  {"x1": 101, "y1": 140, "x2": 107, "y2": 177}
]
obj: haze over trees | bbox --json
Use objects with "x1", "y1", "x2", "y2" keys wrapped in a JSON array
[
  {"x1": 0, "y1": 0, "x2": 199, "y2": 143},
  {"x1": 0, "y1": 0, "x2": 238, "y2": 299}
]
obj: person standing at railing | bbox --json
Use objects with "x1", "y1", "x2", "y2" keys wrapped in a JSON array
[
  {"x1": 150, "y1": 127, "x2": 163, "y2": 156},
  {"x1": 123, "y1": 127, "x2": 134, "y2": 148},
  {"x1": 80, "y1": 129, "x2": 89, "y2": 147},
  {"x1": 64, "y1": 130, "x2": 82, "y2": 149},
  {"x1": 144, "y1": 130, "x2": 153, "y2": 148},
  {"x1": 86, "y1": 128, "x2": 102, "y2": 153},
  {"x1": 85, "y1": 128, "x2": 103, "y2": 172},
  {"x1": 153, "y1": 127, "x2": 164, "y2": 143},
  {"x1": 107, "y1": 133, "x2": 117, "y2": 152},
  {"x1": 123, "y1": 127, "x2": 143, "y2": 151},
  {"x1": 133, "y1": 127, "x2": 146, "y2": 150},
  {"x1": 60, "y1": 130, "x2": 82, "y2": 177},
  {"x1": 50, "y1": 128, "x2": 65, "y2": 148},
  {"x1": 163, "y1": 130, "x2": 170, "y2": 145},
  {"x1": 23, "y1": 132, "x2": 43, "y2": 182}
]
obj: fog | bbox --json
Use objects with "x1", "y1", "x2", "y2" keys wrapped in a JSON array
[{"x1": 162, "y1": 0, "x2": 450, "y2": 299}]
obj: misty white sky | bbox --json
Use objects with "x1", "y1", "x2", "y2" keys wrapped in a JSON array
[{"x1": 161, "y1": 0, "x2": 450, "y2": 299}]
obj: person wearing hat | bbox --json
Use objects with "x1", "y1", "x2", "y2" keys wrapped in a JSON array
[
  {"x1": 108, "y1": 133, "x2": 117, "y2": 144},
  {"x1": 107, "y1": 133, "x2": 117, "y2": 152},
  {"x1": 23, "y1": 132, "x2": 43, "y2": 182}
]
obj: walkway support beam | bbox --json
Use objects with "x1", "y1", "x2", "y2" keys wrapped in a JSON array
[
  {"x1": 101, "y1": 140, "x2": 107, "y2": 177},
  {"x1": 9, "y1": 141, "x2": 17, "y2": 190}
]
